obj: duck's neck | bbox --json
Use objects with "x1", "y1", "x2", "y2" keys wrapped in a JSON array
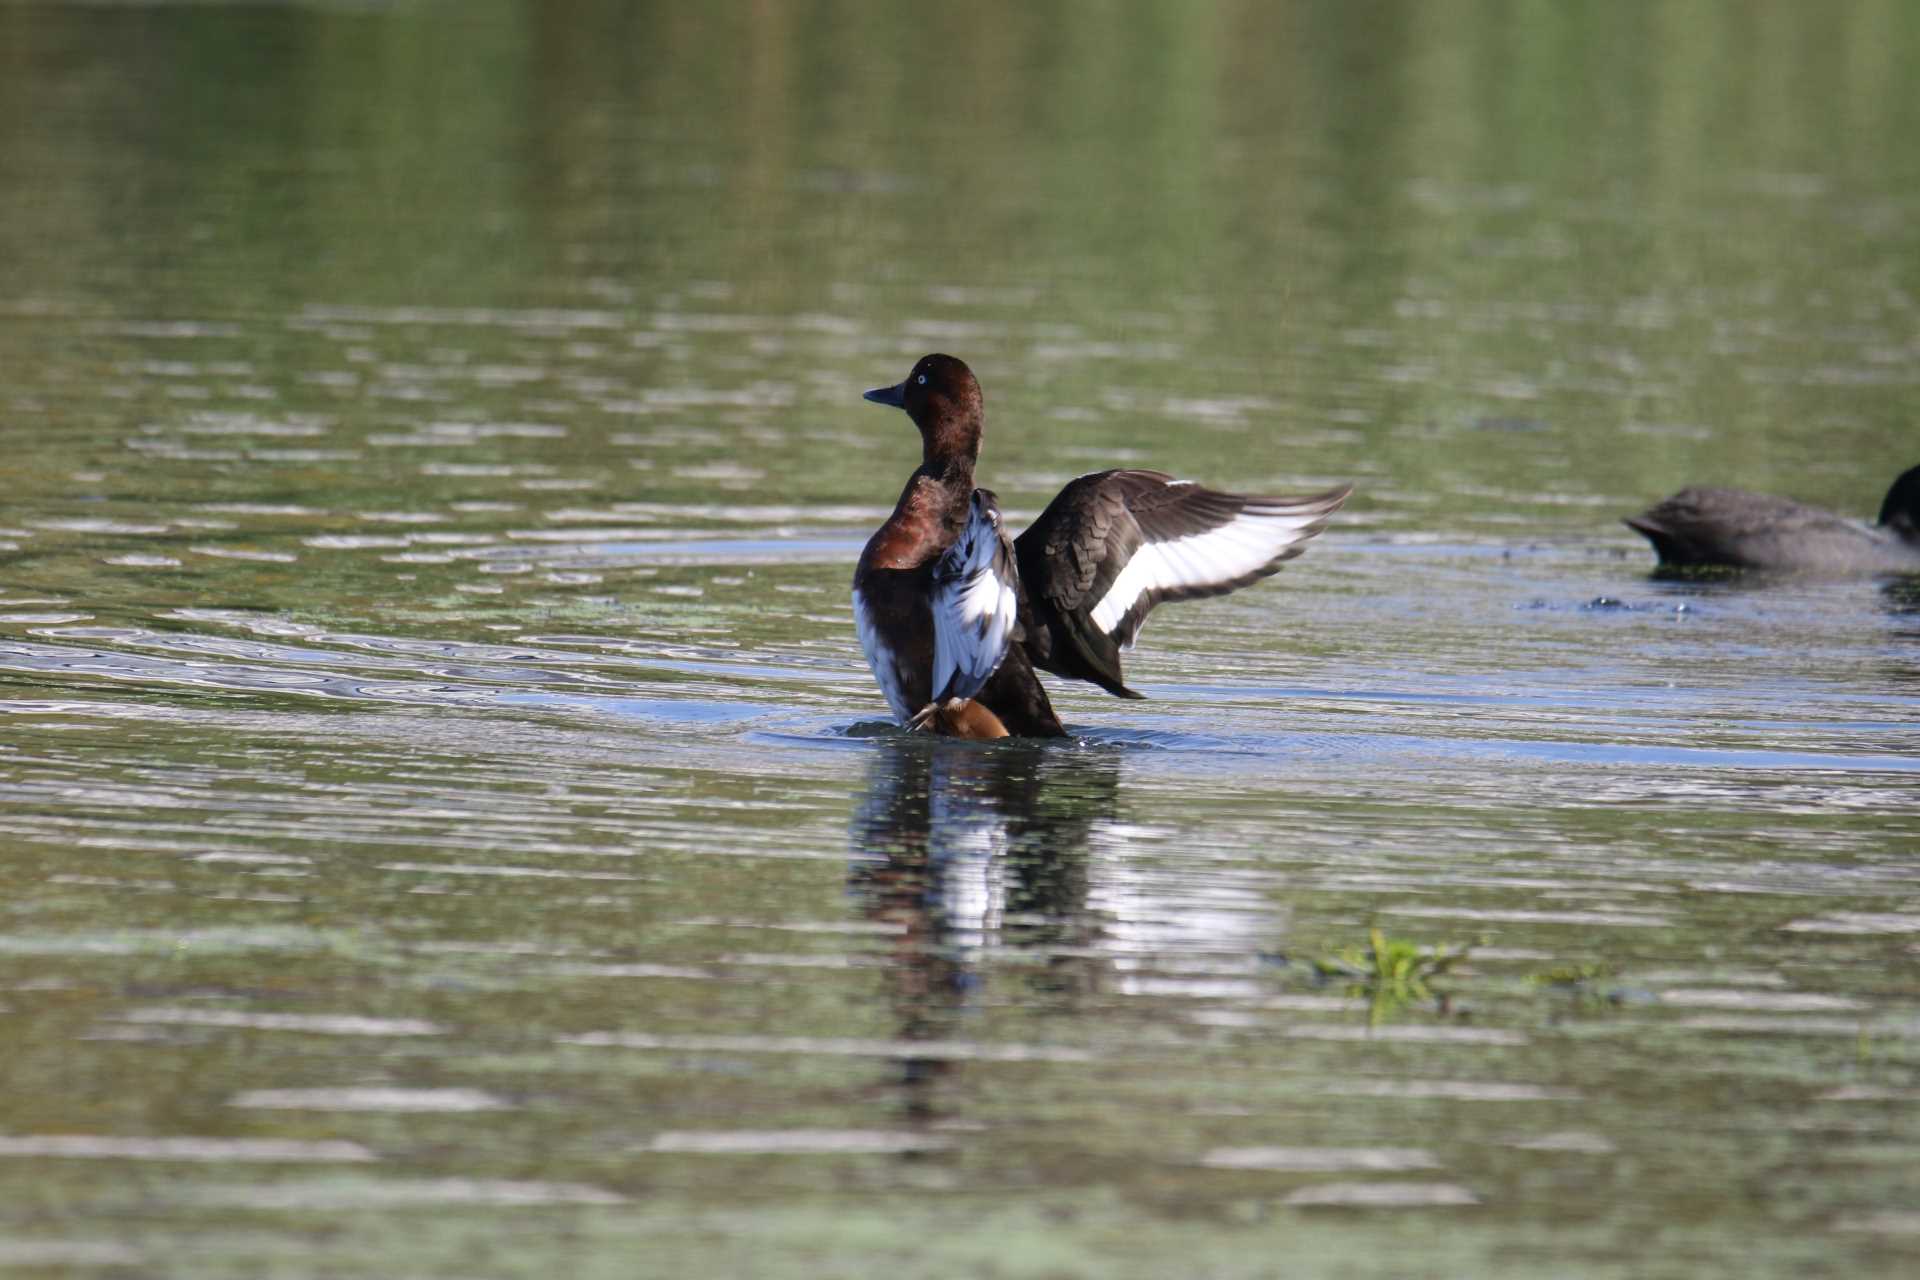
[
  {"x1": 911, "y1": 457, "x2": 976, "y2": 547},
  {"x1": 919, "y1": 403, "x2": 982, "y2": 478},
  {"x1": 919, "y1": 451, "x2": 975, "y2": 490}
]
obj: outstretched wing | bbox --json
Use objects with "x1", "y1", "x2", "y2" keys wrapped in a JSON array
[
  {"x1": 1015, "y1": 469, "x2": 1351, "y2": 697},
  {"x1": 929, "y1": 489, "x2": 1020, "y2": 704}
]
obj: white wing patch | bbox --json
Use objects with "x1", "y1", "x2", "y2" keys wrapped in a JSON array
[
  {"x1": 1089, "y1": 505, "x2": 1326, "y2": 640},
  {"x1": 929, "y1": 493, "x2": 1018, "y2": 703},
  {"x1": 851, "y1": 587, "x2": 912, "y2": 722}
]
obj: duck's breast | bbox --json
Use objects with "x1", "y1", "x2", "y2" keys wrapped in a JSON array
[{"x1": 852, "y1": 567, "x2": 935, "y2": 722}]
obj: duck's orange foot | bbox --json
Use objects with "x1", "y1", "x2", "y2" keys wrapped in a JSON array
[{"x1": 907, "y1": 698, "x2": 1010, "y2": 740}]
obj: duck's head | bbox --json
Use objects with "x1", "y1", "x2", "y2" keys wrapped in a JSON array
[
  {"x1": 864, "y1": 353, "x2": 984, "y2": 468},
  {"x1": 1880, "y1": 463, "x2": 1920, "y2": 542}
]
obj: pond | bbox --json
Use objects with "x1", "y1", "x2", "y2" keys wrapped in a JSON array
[{"x1": 1, "y1": 2, "x2": 1917, "y2": 1276}]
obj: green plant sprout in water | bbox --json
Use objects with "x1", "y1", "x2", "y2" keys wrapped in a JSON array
[{"x1": 1313, "y1": 928, "x2": 1472, "y2": 1025}]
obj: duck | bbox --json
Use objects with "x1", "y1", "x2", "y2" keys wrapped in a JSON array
[
  {"x1": 851, "y1": 353, "x2": 1352, "y2": 738},
  {"x1": 1624, "y1": 463, "x2": 1920, "y2": 574}
]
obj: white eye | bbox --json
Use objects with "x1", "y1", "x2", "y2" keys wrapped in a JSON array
[{"x1": 916, "y1": 374, "x2": 927, "y2": 384}]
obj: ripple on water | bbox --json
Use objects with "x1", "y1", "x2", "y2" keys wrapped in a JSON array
[
  {"x1": 1780, "y1": 912, "x2": 1920, "y2": 935},
  {"x1": 1315, "y1": 1080, "x2": 1581, "y2": 1103},
  {"x1": 190, "y1": 1178, "x2": 626, "y2": 1210},
  {"x1": 0, "y1": 927, "x2": 363, "y2": 956},
  {"x1": 0, "y1": 1136, "x2": 375, "y2": 1162},
  {"x1": 1199, "y1": 1147, "x2": 1441, "y2": 1172},
  {"x1": 644, "y1": 1130, "x2": 955, "y2": 1155},
  {"x1": 558, "y1": 1031, "x2": 1096, "y2": 1063},
  {"x1": 1282, "y1": 1182, "x2": 1482, "y2": 1208},
  {"x1": 228, "y1": 1088, "x2": 510, "y2": 1112},
  {"x1": 114, "y1": 1009, "x2": 444, "y2": 1036},
  {"x1": 0, "y1": 1242, "x2": 144, "y2": 1267}
]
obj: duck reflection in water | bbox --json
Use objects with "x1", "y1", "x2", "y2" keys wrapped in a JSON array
[
  {"x1": 1881, "y1": 578, "x2": 1920, "y2": 676},
  {"x1": 847, "y1": 739, "x2": 1120, "y2": 1120},
  {"x1": 1883, "y1": 575, "x2": 1920, "y2": 619}
]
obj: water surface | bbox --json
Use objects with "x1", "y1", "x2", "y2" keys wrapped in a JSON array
[{"x1": 2, "y1": 2, "x2": 1918, "y2": 1276}]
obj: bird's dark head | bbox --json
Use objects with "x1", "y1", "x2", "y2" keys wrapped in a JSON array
[
  {"x1": 1879, "y1": 462, "x2": 1920, "y2": 541},
  {"x1": 863, "y1": 353, "x2": 984, "y2": 469}
]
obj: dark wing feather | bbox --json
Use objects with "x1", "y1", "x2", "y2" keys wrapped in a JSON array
[{"x1": 1014, "y1": 469, "x2": 1350, "y2": 698}]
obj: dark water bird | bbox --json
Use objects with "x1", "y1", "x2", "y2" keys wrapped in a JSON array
[
  {"x1": 1624, "y1": 463, "x2": 1920, "y2": 574},
  {"x1": 852, "y1": 353, "x2": 1351, "y2": 738}
]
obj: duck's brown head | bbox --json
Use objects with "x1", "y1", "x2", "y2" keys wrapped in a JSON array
[{"x1": 863, "y1": 353, "x2": 984, "y2": 471}]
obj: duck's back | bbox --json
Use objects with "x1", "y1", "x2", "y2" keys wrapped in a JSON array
[{"x1": 1624, "y1": 486, "x2": 1912, "y2": 572}]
